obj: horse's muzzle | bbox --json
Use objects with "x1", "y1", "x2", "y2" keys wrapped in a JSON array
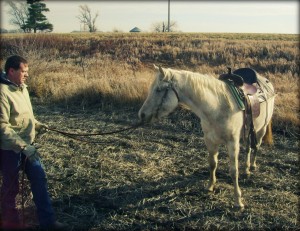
[{"x1": 138, "y1": 112, "x2": 153, "y2": 124}]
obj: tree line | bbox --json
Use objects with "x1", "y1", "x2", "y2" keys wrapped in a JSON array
[
  {"x1": 5, "y1": 0, "x2": 100, "y2": 33},
  {"x1": 7, "y1": 0, "x2": 53, "y2": 33},
  {"x1": 5, "y1": 0, "x2": 178, "y2": 33}
]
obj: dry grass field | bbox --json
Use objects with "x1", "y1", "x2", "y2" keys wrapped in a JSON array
[{"x1": 0, "y1": 33, "x2": 299, "y2": 230}]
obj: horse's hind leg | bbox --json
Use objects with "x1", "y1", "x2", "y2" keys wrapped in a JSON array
[
  {"x1": 250, "y1": 129, "x2": 265, "y2": 171},
  {"x1": 227, "y1": 140, "x2": 244, "y2": 208},
  {"x1": 245, "y1": 127, "x2": 265, "y2": 175},
  {"x1": 245, "y1": 145, "x2": 252, "y2": 176},
  {"x1": 250, "y1": 148, "x2": 259, "y2": 171}
]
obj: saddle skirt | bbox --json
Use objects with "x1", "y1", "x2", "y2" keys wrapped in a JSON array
[{"x1": 243, "y1": 76, "x2": 275, "y2": 118}]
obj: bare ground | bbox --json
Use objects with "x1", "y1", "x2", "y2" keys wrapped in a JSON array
[{"x1": 4, "y1": 101, "x2": 300, "y2": 230}]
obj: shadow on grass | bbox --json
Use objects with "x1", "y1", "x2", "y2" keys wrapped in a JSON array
[{"x1": 51, "y1": 171, "x2": 212, "y2": 230}]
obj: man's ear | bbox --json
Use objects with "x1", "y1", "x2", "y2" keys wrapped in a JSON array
[{"x1": 7, "y1": 67, "x2": 14, "y2": 76}]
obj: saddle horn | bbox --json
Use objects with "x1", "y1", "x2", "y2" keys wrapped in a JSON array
[{"x1": 219, "y1": 67, "x2": 244, "y2": 87}]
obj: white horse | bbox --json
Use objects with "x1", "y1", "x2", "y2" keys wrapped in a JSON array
[{"x1": 138, "y1": 65, "x2": 275, "y2": 208}]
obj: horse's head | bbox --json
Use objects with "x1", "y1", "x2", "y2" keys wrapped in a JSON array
[{"x1": 138, "y1": 65, "x2": 179, "y2": 123}]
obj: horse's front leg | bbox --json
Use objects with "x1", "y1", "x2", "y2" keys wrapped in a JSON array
[
  {"x1": 227, "y1": 140, "x2": 244, "y2": 208},
  {"x1": 204, "y1": 137, "x2": 219, "y2": 192}
]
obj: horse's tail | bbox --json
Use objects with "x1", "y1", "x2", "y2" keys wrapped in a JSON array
[{"x1": 263, "y1": 119, "x2": 273, "y2": 145}]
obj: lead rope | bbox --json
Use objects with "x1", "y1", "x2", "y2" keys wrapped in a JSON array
[
  {"x1": 46, "y1": 122, "x2": 143, "y2": 144},
  {"x1": 47, "y1": 122, "x2": 142, "y2": 136}
]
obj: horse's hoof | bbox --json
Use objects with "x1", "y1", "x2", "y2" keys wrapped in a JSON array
[
  {"x1": 242, "y1": 170, "x2": 251, "y2": 178},
  {"x1": 206, "y1": 186, "x2": 215, "y2": 193},
  {"x1": 206, "y1": 189, "x2": 214, "y2": 194},
  {"x1": 234, "y1": 203, "x2": 245, "y2": 211}
]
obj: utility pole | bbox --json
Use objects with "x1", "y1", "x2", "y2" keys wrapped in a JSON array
[{"x1": 167, "y1": 0, "x2": 170, "y2": 32}]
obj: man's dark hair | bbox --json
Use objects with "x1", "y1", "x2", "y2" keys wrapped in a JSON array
[{"x1": 4, "y1": 55, "x2": 28, "y2": 74}]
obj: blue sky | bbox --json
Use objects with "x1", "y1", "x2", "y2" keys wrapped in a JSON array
[{"x1": 1, "y1": 1, "x2": 299, "y2": 34}]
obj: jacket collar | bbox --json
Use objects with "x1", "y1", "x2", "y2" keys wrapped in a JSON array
[{"x1": 0, "y1": 72, "x2": 27, "y2": 90}]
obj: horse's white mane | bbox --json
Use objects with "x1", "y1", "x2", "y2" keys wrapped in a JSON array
[{"x1": 163, "y1": 67, "x2": 230, "y2": 102}]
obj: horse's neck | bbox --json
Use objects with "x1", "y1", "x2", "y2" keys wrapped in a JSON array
[{"x1": 176, "y1": 72, "x2": 227, "y2": 120}]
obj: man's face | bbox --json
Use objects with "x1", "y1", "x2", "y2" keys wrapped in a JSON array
[{"x1": 8, "y1": 62, "x2": 29, "y2": 86}]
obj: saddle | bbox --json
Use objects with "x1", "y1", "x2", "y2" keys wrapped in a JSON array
[
  {"x1": 219, "y1": 67, "x2": 264, "y2": 149},
  {"x1": 219, "y1": 67, "x2": 275, "y2": 149},
  {"x1": 219, "y1": 67, "x2": 265, "y2": 118}
]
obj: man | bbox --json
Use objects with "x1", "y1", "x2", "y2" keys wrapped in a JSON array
[{"x1": 0, "y1": 55, "x2": 66, "y2": 230}]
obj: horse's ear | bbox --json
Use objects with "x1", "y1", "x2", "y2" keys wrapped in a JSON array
[
  {"x1": 154, "y1": 65, "x2": 165, "y2": 79},
  {"x1": 158, "y1": 66, "x2": 165, "y2": 77},
  {"x1": 153, "y1": 64, "x2": 159, "y2": 70}
]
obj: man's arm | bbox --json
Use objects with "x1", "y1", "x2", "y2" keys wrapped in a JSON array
[{"x1": 0, "y1": 92, "x2": 27, "y2": 152}]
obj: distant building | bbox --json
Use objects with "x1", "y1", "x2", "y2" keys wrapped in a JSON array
[
  {"x1": 0, "y1": 28, "x2": 8, "y2": 33},
  {"x1": 80, "y1": 23, "x2": 89, "y2": 32},
  {"x1": 130, "y1": 27, "x2": 141, "y2": 32},
  {"x1": 0, "y1": 28, "x2": 24, "y2": 33}
]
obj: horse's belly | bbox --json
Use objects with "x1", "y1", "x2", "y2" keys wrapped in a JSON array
[{"x1": 201, "y1": 112, "x2": 243, "y2": 143}]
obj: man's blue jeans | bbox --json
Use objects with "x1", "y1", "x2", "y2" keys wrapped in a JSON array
[{"x1": 0, "y1": 149, "x2": 55, "y2": 226}]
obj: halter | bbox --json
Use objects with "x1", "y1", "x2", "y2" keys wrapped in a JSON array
[
  {"x1": 170, "y1": 83, "x2": 180, "y2": 102},
  {"x1": 154, "y1": 81, "x2": 180, "y2": 119}
]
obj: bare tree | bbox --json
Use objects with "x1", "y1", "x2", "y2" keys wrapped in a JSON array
[
  {"x1": 151, "y1": 20, "x2": 178, "y2": 32},
  {"x1": 77, "y1": 4, "x2": 99, "y2": 32},
  {"x1": 152, "y1": 22, "x2": 164, "y2": 33},
  {"x1": 6, "y1": 0, "x2": 30, "y2": 32}
]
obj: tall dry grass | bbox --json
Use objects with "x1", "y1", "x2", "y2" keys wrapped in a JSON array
[
  {"x1": 0, "y1": 32, "x2": 298, "y2": 134},
  {"x1": 26, "y1": 55, "x2": 152, "y2": 107}
]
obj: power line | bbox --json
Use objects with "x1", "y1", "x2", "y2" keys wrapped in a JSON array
[{"x1": 167, "y1": 0, "x2": 170, "y2": 32}]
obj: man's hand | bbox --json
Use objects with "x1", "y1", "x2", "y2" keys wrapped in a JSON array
[{"x1": 22, "y1": 145, "x2": 39, "y2": 163}]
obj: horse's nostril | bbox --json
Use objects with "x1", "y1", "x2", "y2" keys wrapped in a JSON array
[{"x1": 141, "y1": 113, "x2": 145, "y2": 119}]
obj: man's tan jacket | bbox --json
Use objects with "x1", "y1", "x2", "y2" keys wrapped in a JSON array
[{"x1": 0, "y1": 78, "x2": 41, "y2": 153}]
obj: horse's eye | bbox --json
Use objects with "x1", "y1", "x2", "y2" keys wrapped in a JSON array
[{"x1": 156, "y1": 88, "x2": 162, "y2": 93}]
